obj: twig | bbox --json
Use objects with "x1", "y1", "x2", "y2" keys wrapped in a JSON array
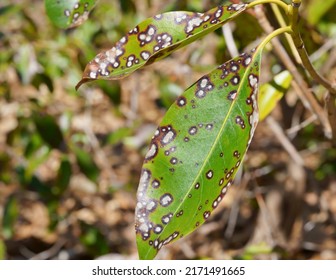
[
  {"x1": 224, "y1": 173, "x2": 250, "y2": 239},
  {"x1": 30, "y1": 239, "x2": 66, "y2": 260},
  {"x1": 254, "y1": 192, "x2": 277, "y2": 248},
  {"x1": 222, "y1": 23, "x2": 239, "y2": 58},
  {"x1": 271, "y1": 3, "x2": 301, "y2": 64},
  {"x1": 266, "y1": 116, "x2": 304, "y2": 166},
  {"x1": 320, "y1": 47, "x2": 336, "y2": 76},
  {"x1": 309, "y1": 38, "x2": 336, "y2": 63},
  {"x1": 290, "y1": 1, "x2": 336, "y2": 95},
  {"x1": 286, "y1": 114, "x2": 317, "y2": 137},
  {"x1": 83, "y1": 88, "x2": 118, "y2": 183},
  {"x1": 254, "y1": 6, "x2": 332, "y2": 139},
  {"x1": 326, "y1": 94, "x2": 336, "y2": 146}
]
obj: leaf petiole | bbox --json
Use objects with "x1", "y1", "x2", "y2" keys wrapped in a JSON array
[
  {"x1": 258, "y1": 26, "x2": 293, "y2": 51},
  {"x1": 247, "y1": 0, "x2": 289, "y2": 13}
]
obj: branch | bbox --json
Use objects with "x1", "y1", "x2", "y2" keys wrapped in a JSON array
[{"x1": 254, "y1": 6, "x2": 332, "y2": 139}]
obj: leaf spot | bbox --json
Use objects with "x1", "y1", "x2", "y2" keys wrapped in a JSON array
[
  {"x1": 230, "y1": 62, "x2": 239, "y2": 72},
  {"x1": 145, "y1": 143, "x2": 158, "y2": 161},
  {"x1": 203, "y1": 211, "x2": 210, "y2": 220},
  {"x1": 160, "y1": 193, "x2": 173, "y2": 207},
  {"x1": 206, "y1": 170, "x2": 214, "y2": 179},
  {"x1": 235, "y1": 116, "x2": 246, "y2": 129},
  {"x1": 233, "y1": 150, "x2": 240, "y2": 158},
  {"x1": 141, "y1": 51, "x2": 151, "y2": 61},
  {"x1": 161, "y1": 129, "x2": 176, "y2": 146},
  {"x1": 185, "y1": 17, "x2": 204, "y2": 33},
  {"x1": 227, "y1": 90, "x2": 237, "y2": 101},
  {"x1": 195, "y1": 89, "x2": 206, "y2": 98},
  {"x1": 170, "y1": 157, "x2": 178, "y2": 165},
  {"x1": 146, "y1": 200, "x2": 158, "y2": 212},
  {"x1": 188, "y1": 126, "x2": 198, "y2": 135},
  {"x1": 244, "y1": 56, "x2": 252, "y2": 66},
  {"x1": 176, "y1": 96, "x2": 187, "y2": 107},
  {"x1": 161, "y1": 213, "x2": 173, "y2": 225},
  {"x1": 152, "y1": 179, "x2": 160, "y2": 189},
  {"x1": 176, "y1": 210, "x2": 184, "y2": 217},
  {"x1": 230, "y1": 75, "x2": 240, "y2": 85},
  {"x1": 154, "y1": 225, "x2": 163, "y2": 234},
  {"x1": 154, "y1": 14, "x2": 163, "y2": 20},
  {"x1": 205, "y1": 123, "x2": 213, "y2": 130},
  {"x1": 248, "y1": 74, "x2": 258, "y2": 88}
]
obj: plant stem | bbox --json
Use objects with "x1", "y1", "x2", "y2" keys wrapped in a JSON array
[
  {"x1": 258, "y1": 26, "x2": 292, "y2": 50},
  {"x1": 247, "y1": 0, "x2": 289, "y2": 13},
  {"x1": 254, "y1": 6, "x2": 332, "y2": 138},
  {"x1": 289, "y1": 0, "x2": 336, "y2": 95},
  {"x1": 271, "y1": 4, "x2": 301, "y2": 64}
]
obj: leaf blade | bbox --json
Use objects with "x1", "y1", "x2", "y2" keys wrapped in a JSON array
[
  {"x1": 76, "y1": 3, "x2": 247, "y2": 88},
  {"x1": 135, "y1": 47, "x2": 263, "y2": 259},
  {"x1": 45, "y1": 0, "x2": 97, "y2": 29},
  {"x1": 258, "y1": 70, "x2": 292, "y2": 121}
]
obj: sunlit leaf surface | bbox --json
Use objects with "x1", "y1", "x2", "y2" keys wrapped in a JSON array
[
  {"x1": 135, "y1": 47, "x2": 263, "y2": 259},
  {"x1": 258, "y1": 70, "x2": 292, "y2": 121},
  {"x1": 76, "y1": 3, "x2": 247, "y2": 88},
  {"x1": 45, "y1": 0, "x2": 97, "y2": 29}
]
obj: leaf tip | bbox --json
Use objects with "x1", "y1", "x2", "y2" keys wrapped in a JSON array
[
  {"x1": 75, "y1": 78, "x2": 90, "y2": 90},
  {"x1": 76, "y1": 60, "x2": 100, "y2": 90}
]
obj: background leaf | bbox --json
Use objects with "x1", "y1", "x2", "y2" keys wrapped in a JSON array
[
  {"x1": 76, "y1": 3, "x2": 247, "y2": 88},
  {"x1": 2, "y1": 195, "x2": 19, "y2": 239},
  {"x1": 306, "y1": 0, "x2": 336, "y2": 25},
  {"x1": 135, "y1": 47, "x2": 263, "y2": 259},
  {"x1": 32, "y1": 112, "x2": 65, "y2": 150},
  {"x1": 45, "y1": 0, "x2": 97, "y2": 29},
  {"x1": 72, "y1": 145, "x2": 100, "y2": 183},
  {"x1": 258, "y1": 70, "x2": 292, "y2": 121}
]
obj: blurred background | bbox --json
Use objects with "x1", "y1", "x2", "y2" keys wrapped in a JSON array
[{"x1": 0, "y1": 0, "x2": 336, "y2": 260}]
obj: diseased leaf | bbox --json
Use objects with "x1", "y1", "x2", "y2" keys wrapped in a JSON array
[
  {"x1": 258, "y1": 70, "x2": 292, "y2": 121},
  {"x1": 45, "y1": 0, "x2": 97, "y2": 29},
  {"x1": 135, "y1": 47, "x2": 263, "y2": 260},
  {"x1": 76, "y1": 3, "x2": 247, "y2": 89}
]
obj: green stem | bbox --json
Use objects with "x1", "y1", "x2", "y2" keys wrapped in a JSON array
[
  {"x1": 271, "y1": 3, "x2": 301, "y2": 64},
  {"x1": 258, "y1": 26, "x2": 292, "y2": 51},
  {"x1": 289, "y1": 0, "x2": 336, "y2": 95},
  {"x1": 247, "y1": 0, "x2": 289, "y2": 13}
]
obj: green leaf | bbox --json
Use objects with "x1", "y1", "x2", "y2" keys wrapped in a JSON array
[
  {"x1": 54, "y1": 156, "x2": 72, "y2": 195},
  {"x1": 2, "y1": 195, "x2": 19, "y2": 239},
  {"x1": 306, "y1": 0, "x2": 336, "y2": 25},
  {"x1": 135, "y1": 47, "x2": 263, "y2": 259},
  {"x1": 72, "y1": 145, "x2": 100, "y2": 183},
  {"x1": 76, "y1": 3, "x2": 247, "y2": 88},
  {"x1": 45, "y1": 0, "x2": 97, "y2": 29},
  {"x1": 0, "y1": 239, "x2": 6, "y2": 260},
  {"x1": 32, "y1": 112, "x2": 65, "y2": 150},
  {"x1": 258, "y1": 70, "x2": 292, "y2": 121}
]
